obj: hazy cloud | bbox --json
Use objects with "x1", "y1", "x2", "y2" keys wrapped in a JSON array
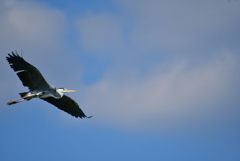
[
  {"x1": 0, "y1": 0, "x2": 66, "y2": 53},
  {"x1": 83, "y1": 52, "x2": 239, "y2": 132},
  {"x1": 76, "y1": 13, "x2": 124, "y2": 54},
  {"x1": 72, "y1": 0, "x2": 240, "y2": 132},
  {"x1": 118, "y1": 0, "x2": 240, "y2": 52}
]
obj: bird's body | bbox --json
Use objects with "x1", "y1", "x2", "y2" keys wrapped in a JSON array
[
  {"x1": 20, "y1": 85, "x2": 63, "y2": 100},
  {"x1": 6, "y1": 51, "x2": 91, "y2": 118}
]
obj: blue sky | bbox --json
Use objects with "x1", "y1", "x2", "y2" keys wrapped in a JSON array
[{"x1": 0, "y1": 0, "x2": 240, "y2": 160}]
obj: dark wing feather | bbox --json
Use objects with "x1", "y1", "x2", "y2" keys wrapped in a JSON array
[
  {"x1": 6, "y1": 51, "x2": 50, "y2": 90},
  {"x1": 41, "y1": 95, "x2": 91, "y2": 118}
]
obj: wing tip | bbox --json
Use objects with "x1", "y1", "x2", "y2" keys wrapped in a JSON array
[
  {"x1": 7, "y1": 50, "x2": 22, "y2": 58},
  {"x1": 86, "y1": 115, "x2": 93, "y2": 119},
  {"x1": 77, "y1": 115, "x2": 93, "y2": 119}
]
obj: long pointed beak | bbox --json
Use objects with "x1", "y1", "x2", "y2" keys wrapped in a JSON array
[{"x1": 65, "y1": 89, "x2": 77, "y2": 92}]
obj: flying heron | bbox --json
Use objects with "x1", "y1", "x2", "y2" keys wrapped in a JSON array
[{"x1": 6, "y1": 51, "x2": 92, "y2": 118}]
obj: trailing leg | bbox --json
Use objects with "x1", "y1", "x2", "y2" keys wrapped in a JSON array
[
  {"x1": 7, "y1": 98, "x2": 26, "y2": 105},
  {"x1": 7, "y1": 93, "x2": 36, "y2": 105}
]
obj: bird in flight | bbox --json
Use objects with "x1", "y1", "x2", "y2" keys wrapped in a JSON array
[{"x1": 6, "y1": 51, "x2": 92, "y2": 118}]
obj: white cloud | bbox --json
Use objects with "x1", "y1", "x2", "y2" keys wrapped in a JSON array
[
  {"x1": 64, "y1": 0, "x2": 240, "y2": 133},
  {"x1": 118, "y1": 0, "x2": 240, "y2": 52},
  {"x1": 82, "y1": 52, "x2": 238, "y2": 132},
  {"x1": 0, "y1": 0, "x2": 66, "y2": 53},
  {"x1": 76, "y1": 13, "x2": 124, "y2": 54}
]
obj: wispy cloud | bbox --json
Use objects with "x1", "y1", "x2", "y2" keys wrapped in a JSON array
[
  {"x1": 83, "y1": 52, "x2": 238, "y2": 132},
  {"x1": 119, "y1": 0, "x2": 240, "y2": 52},
  {"x1": 74, "y1": 0, "x2": 240, "y2": 133},
  {"x1": 76, "y1": 13, "x2": 124, "y2": 54},
  {"x1": 0, "y1": 0, "x2": 66, "y2": 52}
]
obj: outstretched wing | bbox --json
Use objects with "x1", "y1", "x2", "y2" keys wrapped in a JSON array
[
  {"x1": 6, "y1": 51, "x2": 50, "y2": 90},
  {"x1": 41, "y1": 95, "x2": 91, "y2": 118}
]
